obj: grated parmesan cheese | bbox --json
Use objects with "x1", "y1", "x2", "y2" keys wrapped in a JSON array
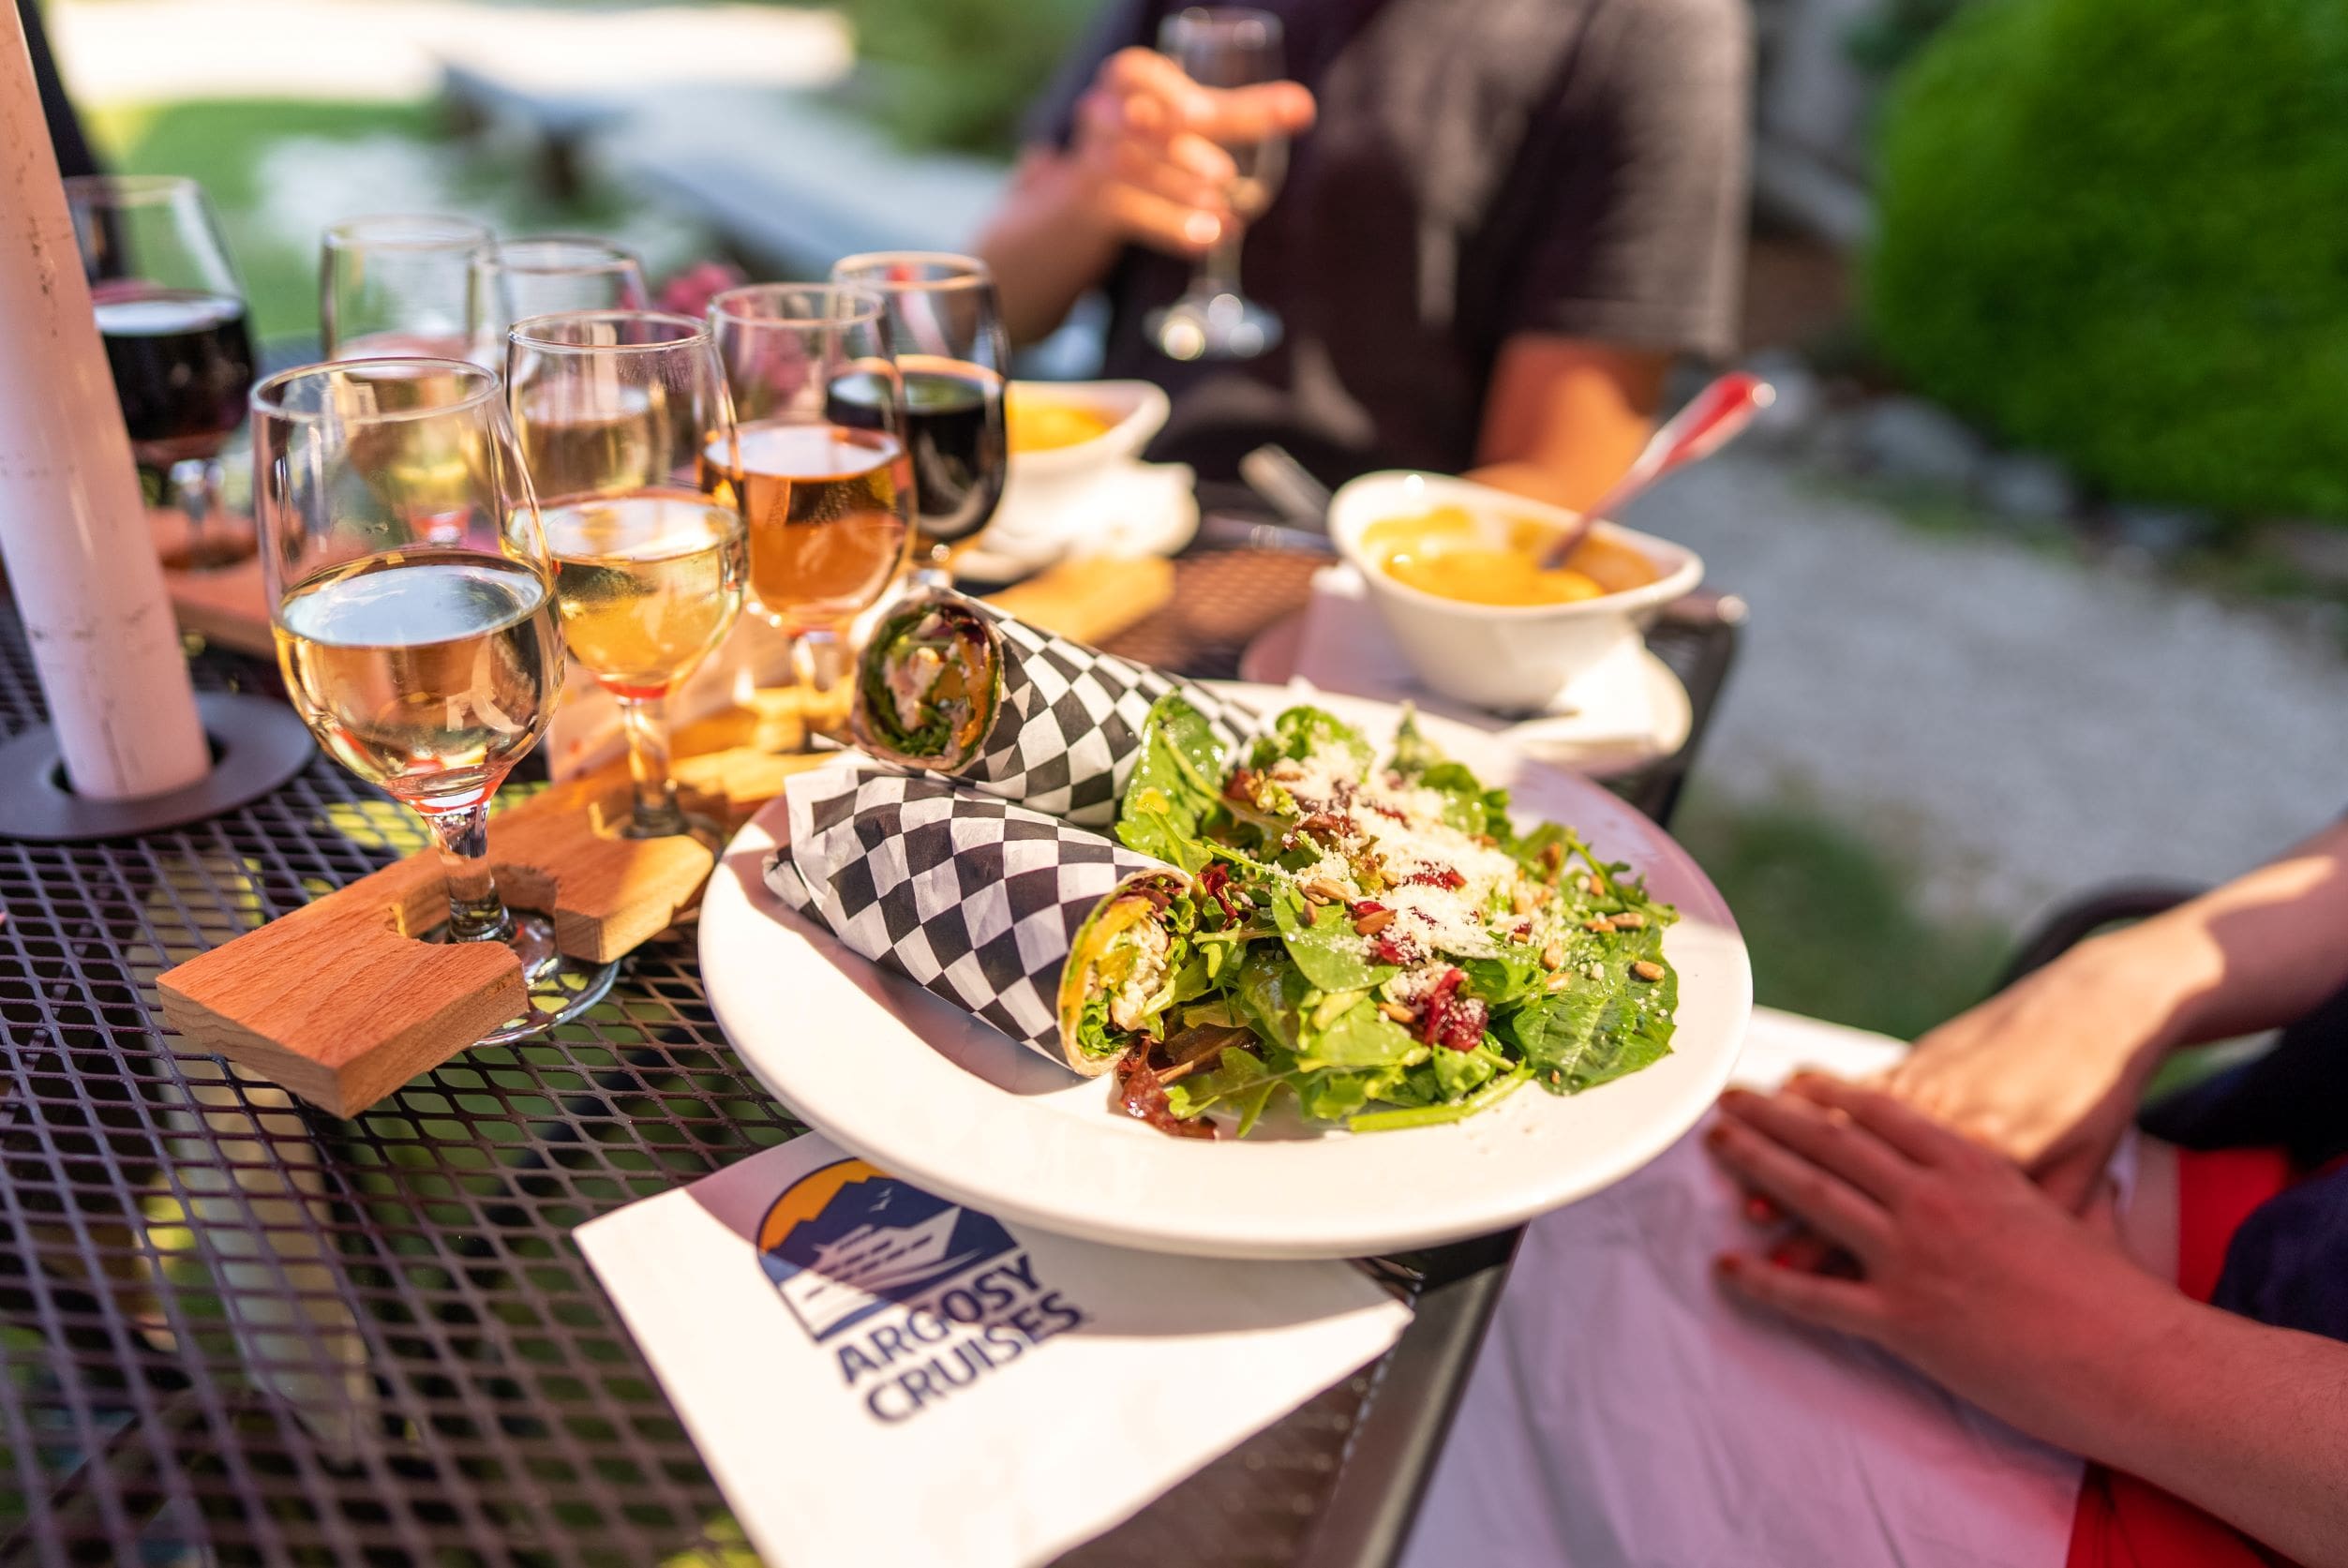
[{"x1": 1272, "y1": 739, "x2": 1531, "y2": 963}]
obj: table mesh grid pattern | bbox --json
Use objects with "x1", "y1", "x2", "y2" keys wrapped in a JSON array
[{"x1": 0, "y1": 602, "x2": 1394, "y2": 1568}]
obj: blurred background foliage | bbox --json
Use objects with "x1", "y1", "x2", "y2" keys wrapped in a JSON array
[
  {"x1": 832, "y1": 0, "x2": 1103, "y2": 156},
  {"x1": 1866, "y1": 0, "x2": 2348, "y2": 521}
]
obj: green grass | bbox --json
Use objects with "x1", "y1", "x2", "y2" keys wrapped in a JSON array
[
  {"x1": 91, "y1": 99, "x2": 436, "y2": 340},
  {"x1": 88, "y1": 97, "x2": 664, "y2": 342},
  {"x1": 1671, "y1": 786, "x2": 2012, "y2": 1041}
]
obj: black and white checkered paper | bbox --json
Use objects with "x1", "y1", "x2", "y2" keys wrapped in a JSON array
[
  {"x1": 882, "y1": 597, "x2": 1251, "y2": 828},
  {"x1": 765, "y1": 765, "x2": 1168, "y2": 1063}
]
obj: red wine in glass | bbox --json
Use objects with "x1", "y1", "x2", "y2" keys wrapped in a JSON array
[
  {"x1": 93, "y1": 287, "x2": 256, "y2": 466},
  {"x1": 826, "y1": 355, "x2": 1005, "y2": 547}
]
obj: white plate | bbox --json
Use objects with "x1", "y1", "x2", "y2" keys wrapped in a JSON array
[
  {"x1": 1238, "y1": 612, "x2": 1694, "y2": 780},
  {"x1": 699, "y1": 685, "x2": 1751, "y2": 1260}
]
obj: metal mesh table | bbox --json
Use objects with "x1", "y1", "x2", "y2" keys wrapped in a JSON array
[{"x1": 0, "y1": 553, "x2": 1739, "y2": 1567}]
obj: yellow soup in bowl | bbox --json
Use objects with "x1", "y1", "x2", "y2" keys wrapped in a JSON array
[
  {"x1": 1007, "y1": 393, "x2": 1116, "y2": 454},
  {"x1": 1361, "y1": 505, "x2": 1659, "y2": 606}
]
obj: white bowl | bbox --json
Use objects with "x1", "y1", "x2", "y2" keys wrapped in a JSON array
[
  {"x1": 1329, "y1": 470, "x2": 1703, "y2": 712},
  {"x1": 989, "y1": 380, "x2": 1172, "y2": 556},
  {"x1": 1004, "y1": 379, "x2": 1169, "y2": 480}
]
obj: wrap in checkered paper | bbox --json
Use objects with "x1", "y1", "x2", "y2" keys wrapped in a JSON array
[
  {"x1": 764, "y1": 764, "x2": 1172, "y2": 1072},
  {"x1": 852, "y1": 594, "x2": 1251, "y2": 828}
]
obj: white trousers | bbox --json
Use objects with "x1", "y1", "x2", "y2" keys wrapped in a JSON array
[{"x1": 1400, "y1": 1010, "x2": 2105, "y2": 1568}]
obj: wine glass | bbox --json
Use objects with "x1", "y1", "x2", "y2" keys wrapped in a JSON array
[
  {"x1": 321, "y1": 215, "x2": 494, "y2": 362},
  {"x1": 505, "y1": 310, "x2": 746, "y2": 844},
  {"x1": 1148, "y1": 7, "x2": 1290, "y2": 362},
  {"x1": 475, "y1": 237, "x2": 651, "y2": 361},
  {"x1": 64, "y1": 174, "x2": 258, "y2": 572},
  {"x1": 706, "y1": 284, "x2": 910, "y2": 750},
  {"x1": 251, "y1": 358, "x2": 618, "y2": 1040},
  {"x1": 828, "y1": 252, "x2": 1009, "y2": 588}
]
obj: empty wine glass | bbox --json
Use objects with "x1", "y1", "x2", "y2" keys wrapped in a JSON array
[
  {"x1": 475, "y1": 237, "x2": 651, "y2": 361},
  {"x1": 506, "y1": 310, "x2": 746, "y2": 844},
  {"x1": 707, "y1": 284, "x2": 911, "y2": 750},
  {"x1": 252, "y1": 358, "x2": 618, "y2": 1040},
  {"x1": 829, "y1": 252, "x2": 1009, "y2": 587},
  {"x1": 65, "y1": 174, "x2": 257, "y2": 571},
  {"x1": 1148, "y1": 7, "x2": 1290, "y2": 362},
  {"x1": 321, "y1": 214, "x2": 494, "y2": 362}
]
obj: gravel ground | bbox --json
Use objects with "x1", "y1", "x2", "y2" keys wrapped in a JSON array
[{"x1": 1635, "y1": 453, "x2": 2348, "y2": 924}]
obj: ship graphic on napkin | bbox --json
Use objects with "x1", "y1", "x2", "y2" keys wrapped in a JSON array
[{"x1": 757, "y1": 1158, "x2": 1018, "y2": 1343}]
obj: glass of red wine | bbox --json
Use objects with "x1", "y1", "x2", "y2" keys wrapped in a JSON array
[
  {"x1": 828, "y1": 252, "x2": 1009, "y2": 588},
  {"x1": 64, "y1": 175, "x2": 257, "y2": 572}
]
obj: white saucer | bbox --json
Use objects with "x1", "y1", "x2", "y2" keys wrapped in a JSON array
[
  {"x1": 1240, "y1": 601, "x2": 1693, "y2": 780},
  {"x1": 955, "y1": 459, "x2": 1200, "y2": 582}
]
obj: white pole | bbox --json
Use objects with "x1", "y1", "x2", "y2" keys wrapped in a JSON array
[{"x1": 0, "y1": 7, "x2": 210, "y2": 799}]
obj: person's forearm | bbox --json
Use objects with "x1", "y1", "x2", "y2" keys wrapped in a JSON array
[
  {"x1": 2036, "y1": 1288, "x2": 2348, "y2": 1567},
  {"x1": 2116, "y1": 816, "x2": 2348, "y2": 1050},
  {"x1": 1468, "y1": 337, "x2": 1668, "y2": 515},
  {"x1": 972, "y1": 153, "x2": 1125, "y2": 347}
]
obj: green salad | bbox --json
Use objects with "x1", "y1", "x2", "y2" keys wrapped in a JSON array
[{"x1": 1059, "y1": 696, "x2": 1681, "y2": 1137}]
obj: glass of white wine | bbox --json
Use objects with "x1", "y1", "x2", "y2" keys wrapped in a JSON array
[
  {"x1": 473, "y1": 237, "x2": 651, "y2": 364},
  {"x1": 251, "y1": 358, "x2": 619, "y2": 1041},
  {"x1": 505, "y1": 310, "x2": 746, "y2": 843},
  {"x1": 707, "y1": 284, "x2": 911, "y2": 750},
  {"x1": 320, "y1": 215, "x2": 495, "y2": 363}
]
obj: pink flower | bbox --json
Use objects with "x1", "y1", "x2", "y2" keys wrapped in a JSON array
[{"x1": 657, "y1": 260, "x2": 748, "y2": 321}]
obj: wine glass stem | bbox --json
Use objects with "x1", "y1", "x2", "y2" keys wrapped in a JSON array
[
  {"x1": 166, "y1": 455, "x2": 226, "y2": 569},
  {"x1": 617, "y1": 693, "x2": 688, "y2": 838},
  {"x1": 1195, "y1": 227, "x2": 1244, "y2": 299},
  {"x1": 911, "y1": 538, "x2": 953, "y2": 591},
  {"x1": 422, "y1": 800, "x2": 516, "y2": 944},
  {"x1": 791, "y1": 628, "x2": 850, "y2": 753}
]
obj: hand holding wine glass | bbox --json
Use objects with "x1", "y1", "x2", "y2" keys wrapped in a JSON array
[
  {"x1": 252, "y1": 358, "x2": 617, "y2": 1040},
  {"x1": 828, "y1": 252, "x2": 1009, "y2": 586},
  {"x1": 505, "y1": 310, "x2": 746, "y2": 844},
  {"x1": 65, "y1": 174, "x2": 256, "y2": 571},
  {"x1": 1063, "y1": 40, "x2": 1314, "y2": 262},
  {"x1": 1144, "y1": 8, "x2": 1302, "y2": 361}
]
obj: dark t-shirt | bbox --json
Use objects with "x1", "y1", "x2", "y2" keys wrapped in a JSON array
[{"x1": 1027, "y1": 0, "x2": 1751, "y2": 485}]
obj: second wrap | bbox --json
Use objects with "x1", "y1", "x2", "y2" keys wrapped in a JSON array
[
  {"x1": 765, "y1": 764, "x2": 1185, "y2": 1075},
  {"x1": 848, "y1": 593, "x2": 1248, "y2": 827}
]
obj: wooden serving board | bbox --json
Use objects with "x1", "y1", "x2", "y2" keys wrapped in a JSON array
[{"x1": 157, "y1": 735, "x2": 831, "y2": 1118}]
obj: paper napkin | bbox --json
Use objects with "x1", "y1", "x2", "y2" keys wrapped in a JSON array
[
  {"x1": 578, "y1": 1131, "x2": 1413, "y2": 1568},
  {"x1": 1289, "y1": 565, "x2": 1668, "y2": 766}
]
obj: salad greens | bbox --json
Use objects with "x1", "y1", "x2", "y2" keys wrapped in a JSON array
[{"x1": 1067, "y1": 695, "x2": 1680, "y2": 1136}]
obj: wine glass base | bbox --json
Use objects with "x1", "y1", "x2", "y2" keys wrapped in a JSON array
[
  {"x1": 426, "y1": 909, "x2": 621, "y2": 1043},
  {"x1": 1147, "y1": 291, "x2": 1282, "y2": 362},
  {"x1": 619, "y1": 811, "x2": 731, "y2": 857}
]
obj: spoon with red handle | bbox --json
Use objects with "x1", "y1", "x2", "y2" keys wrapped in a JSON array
[{"x1": 1534, "y1": 371, "x2": 1775, "y2": 570}]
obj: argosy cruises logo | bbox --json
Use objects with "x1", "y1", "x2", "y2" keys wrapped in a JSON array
[{"x1": 756, "y1": 1158, "x2": 1088, "y2": 1425}]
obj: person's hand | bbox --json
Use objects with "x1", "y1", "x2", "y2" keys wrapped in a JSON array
[
  {"x1": 1065, "y1": 47, "x2": 1315, "y2": 257},
  {"x1": 1705, "y1": 1075, "x2": 2180, "y2": 1450},
  {"x1": 1877, "y1": 930, "x2": 2198, "y2": 1209}
]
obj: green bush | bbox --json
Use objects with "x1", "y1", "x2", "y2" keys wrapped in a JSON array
[
  {"x1": 843, "y1": 0, "x2": 1106, "y2": 157},
  {"x1": 1867, "y1": 0, "x2": 2348, "y2": 519}
]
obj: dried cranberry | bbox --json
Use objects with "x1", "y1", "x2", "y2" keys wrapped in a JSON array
[
  {"x1": 1413, "y1": 967, "x2": 1487, "y2": 1053},
  {"x1": 1403, "y1": 865, "x2": 1467, "y2": 890},
  {"x1": 1113, "y1": 1047, "x2": 1217, "y2": 1140},
  {"x1": 1370, "y1": 933, "x2": 1417, "y2": 966},
  {"x1": 1198, "y1": 862, "x2": 1238, "y2": 922}
]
